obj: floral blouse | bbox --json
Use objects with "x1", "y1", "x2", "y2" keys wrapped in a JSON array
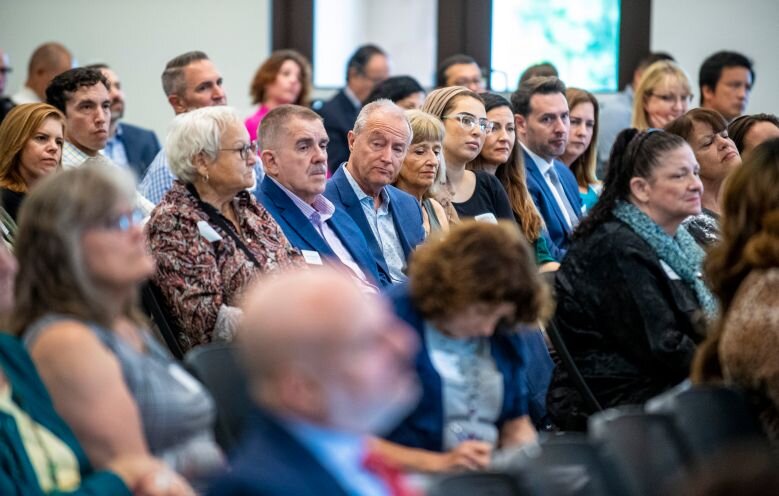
[{"x1": 146, "y1": 181, "x2": 305, "y2": 352}]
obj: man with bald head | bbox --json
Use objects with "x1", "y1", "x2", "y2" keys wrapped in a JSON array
[
  {"x1": 12, "y1": 42, "x2": 72, "y2": 104},
  {"x1": 256, "y1": 104, "x2": 388, "y2": 288},
  {"x1": 0, "y1": 49, "x2": 14, "y2": 123},
  {"x1": 208, "y1": 268, "x2": 419, "y2": 496},
  {"x1": 324, "y1": 100, "x2": 424, "y2": 285}
]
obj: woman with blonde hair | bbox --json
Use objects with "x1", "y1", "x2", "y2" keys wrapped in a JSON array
[
  {"x1": 561, "y1": 88, "x2": 601, "y2": 213},
  {"x1": 632, "y1": 60, "x2": 693, "y2": 130}
]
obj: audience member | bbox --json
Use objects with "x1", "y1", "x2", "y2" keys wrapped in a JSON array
[
  {"x1": 699, "y1": 51, "x2": 754, "y2": 122},
  {"x1": 560, "y1": 88, "x2": 601, "y2": 214},
  {"x1": 631, "y1": 60, "x2": 692, "y2": 130},
  {"x1": 11, "y1": 164, "x2": 223, "y2": 483},
  {"x1": 0, "y1": 49, "x2": 14, "y2": 123},
  {"x1": 324, "y1": 100, "x2": 424, "y2": 285},
  {"x1": 692, "y1": 138, "x2": 779, "y2": 443},
  {"x1": 512, "y1": 76, "x2": 582, "y2": 259},
  {"x1": 45, "y1": 67, "x2": 111, "y2": 167},
  {"x1": 147, "y1": 106, "x2": 304, "y2": 352},
  {"x1": 436, "y1": 54, "x2": 485, "y2": 93},
  {"x1": 364, "y1": 75, "x2": 425, "y2": 110},
  {"x1": 518, "y1": 62, "x2": 558, "y2": 86},
  {"x1": 728, "y1": 113, "x2": 779, "y2": 156},
  {"x1": 423, "y1": 87, "x2": 513, "y2": 222},
  {"x1": 257, "y1": 105, "x2": 386, "y2": 288},
  {"x1": 597, "y1": 52, "x2": 674, "y2": 177},
  {"x1": 393, "y1": 109, "x2": 452, "y2": 235},
  {"x1": 317, "y1": 44, "x2": 390, "y2": 173},
  {"x1": 86, "y1": 63, "x2": 161, "y2": 178},
  {"x1": 0, "y1": 103, "x2": 64, "y2": 248},
  {"x1": 665, "y1": 108, "x2": 742, "y2": 247},
  {"x1": 11, "y1": 42, "x2": 71, "y2": 105},
  {"x1": 548, "y1": 129, "x2": 713, "y2": 430},
  {"x1": 373, "y1": 221, "x2": 554, "y2": 472},
  {"x1": 207, "y1": 268, "x2": 419, "y2": 495},
  {"x1": 245, "y1": 49, "x2": 311, "y2": 142}
]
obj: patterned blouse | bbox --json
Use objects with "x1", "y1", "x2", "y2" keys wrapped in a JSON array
[{"x1": 146, "y1": 181, "x2": 305, "y2": 352}]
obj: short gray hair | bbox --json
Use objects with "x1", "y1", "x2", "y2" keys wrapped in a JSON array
[
  {"x1": 353, "y1": 99, "x2": 412, "y2": 145},
  {"x1": 165, "y1": 106, "x2": 243, "y2": 183}
]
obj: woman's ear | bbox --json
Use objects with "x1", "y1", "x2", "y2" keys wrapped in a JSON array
[
  {"x1": 629, "y1": 176, "x2": 651, "y2": 204},
  {"x1": 193, "y1": 151, "x2": 210, "y2": 179}
]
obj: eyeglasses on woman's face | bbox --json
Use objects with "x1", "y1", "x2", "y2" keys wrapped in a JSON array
[
  {"x1": 220, "y1": 141, "x2": 258, "y2": 161},
  {"x1": 442, "y1": 113, "x2": 494, "y2": 134}
]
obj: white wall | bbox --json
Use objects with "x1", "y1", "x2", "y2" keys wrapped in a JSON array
[
  {"x1": 0, "y1": 0, "x2": 271, "y2": 140},
  {"x1": 651, "y1": 0, "x2": 778, "y2": 114}
]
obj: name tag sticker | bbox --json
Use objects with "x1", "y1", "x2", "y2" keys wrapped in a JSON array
[
  {"x1": 302, "y1": 250, "x2": 323, "y2": 265},
  {"x1": 197, "y1": 221, "x2": 223, "y2": 242},
  {"x1": 168, "y1": 364, "x2": 203, "y2": 394},
  {"x1": 474, "y1": 213, "x2": 498, "y2": 224}
]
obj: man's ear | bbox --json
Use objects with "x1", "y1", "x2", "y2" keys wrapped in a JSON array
[
  {"x1": 261, "y1": 149, "x2": 279, "y2": 176},
  {"x1": 701, "y1": 85, "x2": 715, "y2": 106},
  {"x1": 515, "y1": 113, "x2": 528, "y2": 137},
  {"x1": 629, "y1": 176, "x2": 651, "y2": 204},
  {"x1": 347, "y1": 130, "x2": 356, "y2": 152},
  {"x1": 168, "y1": 94, "x2": 186, "y2": 114}
]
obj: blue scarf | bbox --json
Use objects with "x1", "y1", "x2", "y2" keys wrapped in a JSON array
[{"x1": 613, "y1": 201, "x2": 717, "y2": 321}]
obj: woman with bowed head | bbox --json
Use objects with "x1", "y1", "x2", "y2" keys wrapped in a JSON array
[
  {"x1": 11, "y1": 164, "x2": 221, "y2": 487},
  {"x1": 372, "y1": 221, "x2": 555, "y2": 473},
  {"x1": 632, "y1": 60, "x2": 693, "y2": 130},
  {"x1": 665, "y1": 108, "x2": 742, "y2": 247},
  {"x1": 244, "y1": 50, "x2": 312, "y2": 141},
  {"x1": 147, "y1": 106, "x2": 304, "y2": 353},
  {"x1": 548, "y1": 129, "x2": 715, "y2": 430},
  {"x1": 560, "y1": 88, "x2": 601, "y2": 214},
  {"x1": 692, "y1": 138, "x2": 779, "y2": 443}
]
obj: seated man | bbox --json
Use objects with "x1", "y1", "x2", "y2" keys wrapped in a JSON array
[
  {"x1": 324, "y1": 100, "x2": 424, "y2": 285},
  {"x1": 208, "y1": 268, "x2": 419, "y2": 496},
  {"x1": 257, "y1": 104, "x2": 388, "y2": 288}
]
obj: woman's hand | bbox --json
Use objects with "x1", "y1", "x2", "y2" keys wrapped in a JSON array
[
  {"x1": 436, "y1": 440, "x2": 493, "y2": 472},
  {"x1": 106, "y1": 456, "x2": 195, "y2": 496}
]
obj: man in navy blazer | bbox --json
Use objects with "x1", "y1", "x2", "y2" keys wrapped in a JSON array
[
  {"x1": 255, "y1": 105, "x2": 388, "y2": 288},
  {"x1": 89, "y1": 64, "x2": 160, "y2": 178},
  {"x1": 316, "y1": 44, "x2": 389, "y2": 174},
  {"x1": 324, "y1": 100, "x2": 425, "y2": 285},
  {"x1": 512, "y1": 76, "x2": 583, "y2": 259},
  {"x1": 207, "y1": 269, "x2": 419, "y2": 496}
]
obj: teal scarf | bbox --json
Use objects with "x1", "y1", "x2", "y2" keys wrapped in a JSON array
[{"x1": 613, "y1": 201, "x2": 717, "y2": 321}]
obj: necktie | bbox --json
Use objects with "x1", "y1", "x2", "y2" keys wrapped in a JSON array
[
  {"x1": 363, "y1": 451, "x2": 419, "y2": 496},
  {"x1": 546, "y1": 167, "x2": 579, "y2": 230}
]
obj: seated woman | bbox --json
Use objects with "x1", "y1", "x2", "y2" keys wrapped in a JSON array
[
  {"x1": 0, "y1": 103, "x2": 64, "y2": 246},
  {"x1": 363, "y1": 75, "x2": 426, "y2": 110},
  {"x1": 147, "y1": 106, "x2": 304, "y2": 352},
  {"x1": 728, "y1": 113, "x2": 779, "y2": 157},
  {"x1": 393, "y1": 109, "x2": 452, "y2": 236},
  {"x1": 11, "y1": 164, "x2": 223, "y2": 483},
  {"x1": 548, "y1": 129, "x2": 716, "y2": 429},
  {"x1": 0, "y1": 243, "x2": 192, "y2": 496},
  {"x1": 560, "y1": 88, "x2": 601, "y2": 214},
  {"x1": 692, "y1": 138, "x2": 779, "y2": 443},
  {"x1": 632, "y1": 60, "x2": 692, "y2": 130},
  {"x1": 467, "y1": 92, "x2": 558, "y2": 270},
  {"x1": 373, "y1": 221, "x2": 554, "y2": 473},
  {"x1": 665, "y1": 108, "x2": 742, "y2": 247},
  {"x1": 245, "y1": 49, "x2": 311, "y2": 141},
  {"x1": 422, "y1": 87, "x2": 514, "y2": 222}
]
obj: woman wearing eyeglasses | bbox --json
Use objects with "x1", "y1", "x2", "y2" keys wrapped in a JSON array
[
  {"x1": 11, "y1": 164, "x2": 218, "y2": 489},
  {"x1": 632, "y1": 60, "x2": 693, "y2": 130},
  {"x1": 146, "y1": 106, "x2": 304, "y2": 354},
  {"x1": 422, "y1": 87, "x2": 514, "y2": 222}
]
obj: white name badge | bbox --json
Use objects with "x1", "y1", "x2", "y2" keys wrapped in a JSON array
[
  {"x1": 197, "y1": 221, "x2": 223, "y2": 242},
  {"x1": 168, "y1": 364, "x2": 203, "y2": 394},
  {"x1": 474, "y1": 212, "x2": 498, "y2": 224},
  {"x1": 301, "y1": 250, "x2": 323, "y2": 265}
]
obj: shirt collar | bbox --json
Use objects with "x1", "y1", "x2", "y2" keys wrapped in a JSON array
[
  {"x1": 520, "y1": 141, "x2": 555, "y2": 175},
  {"x1": 282, "y1": 415, "x2": 368, "y2": 476},
  {"x1": 269, "y1": 177, "x2": 335, "y2": 223},
  {"x1": 343, "y1": 86, "x2": 362, "y2": 110},
  {"x1": 343, "y1": 166, "x2": 390, "y2": 209}
]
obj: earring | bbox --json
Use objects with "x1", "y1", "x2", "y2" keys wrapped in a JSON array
[{"x1": 202, "y1": 172, "x2": 209, "y2": 183}]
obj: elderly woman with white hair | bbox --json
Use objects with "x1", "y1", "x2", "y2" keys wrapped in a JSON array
[{"x1": 146, "y1": 106, "x2": 304, "y2": 353}]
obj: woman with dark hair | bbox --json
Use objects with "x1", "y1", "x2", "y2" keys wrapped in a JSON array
[
  {"x1": 692, "y1": 138, "x2": 779, "y2": 443},
  {"x1": 363, "y1": 75, "x2": 425, "y2": 110},
  {"x1": 665, "y1": 108, "x2": 741, "y2": 247},
  {"x1": 549, "y1": 128, "x2": 714, "y2": 429},
  {"x1": 560, "y1": 88, "x2": 601, "y2": 213},
  {"x1": 245, "y1": 50, "x2": 312, "y2": 141},
  {"x1": 727, "y1": 113, "x2": 779, "y2": 157}
]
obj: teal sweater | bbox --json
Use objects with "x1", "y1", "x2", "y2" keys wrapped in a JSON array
[{"x1": 0, "y1": 333, "x2": 131, "y2": 496}]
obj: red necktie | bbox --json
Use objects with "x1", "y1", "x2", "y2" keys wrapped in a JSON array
[{"x1": 362, "y1": 451, "x2": 420, "y2": 496}]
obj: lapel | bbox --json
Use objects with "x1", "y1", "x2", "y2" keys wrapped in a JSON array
[
  {"x1": 523, "y1": 149, "x2": 572, "y2": 233},
  {"x1": 385, "y1": 187, "x2": 413, "y2": 258}
]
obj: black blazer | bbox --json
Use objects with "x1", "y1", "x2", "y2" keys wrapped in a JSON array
[{"x1": 316, "y1": 89, "x2": 359, "y2": 173}]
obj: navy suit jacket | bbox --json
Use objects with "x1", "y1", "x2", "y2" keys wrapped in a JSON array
[
  {"x1": 324, "y1": 166, "x2": 425, "y2": 285},
  {"x1": 522, "y1": 149, "x2": 583, "y2": 259},
  {"x1": 316, "y1": 89, "x2": 359, "y2": 173},
  {"x1": 119, "y1": 122, "x2": 160, "y2": 179},
  {"x1": 256, "y1": 177, "x2": 388, "y2": 287},
  {"x1": 207, "y1": 408, "x2": 350, "y2": 496}
]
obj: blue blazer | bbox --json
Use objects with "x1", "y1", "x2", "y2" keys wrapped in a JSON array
[
  {"x1": 119, "y1": 122, "x2": 160, "y2": 179},
  {"x1": 324, "y1": 166, "x2": 425, "y2": 284},
  {"x1": 316, "y1": 89, "x2": 359, "y2": 173},
  {"x1": 523, "y1": 149, "x2": 583, "y2": 259},
  {"x1": 256, "y1": 177, "x2": 388, "y2": 287},
  {"x1": 384, "y1": 285, "x2": 554, "y2": 451},
  {"x1": 207, "y1": 408, "x2": 349, "y2": 496}
]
